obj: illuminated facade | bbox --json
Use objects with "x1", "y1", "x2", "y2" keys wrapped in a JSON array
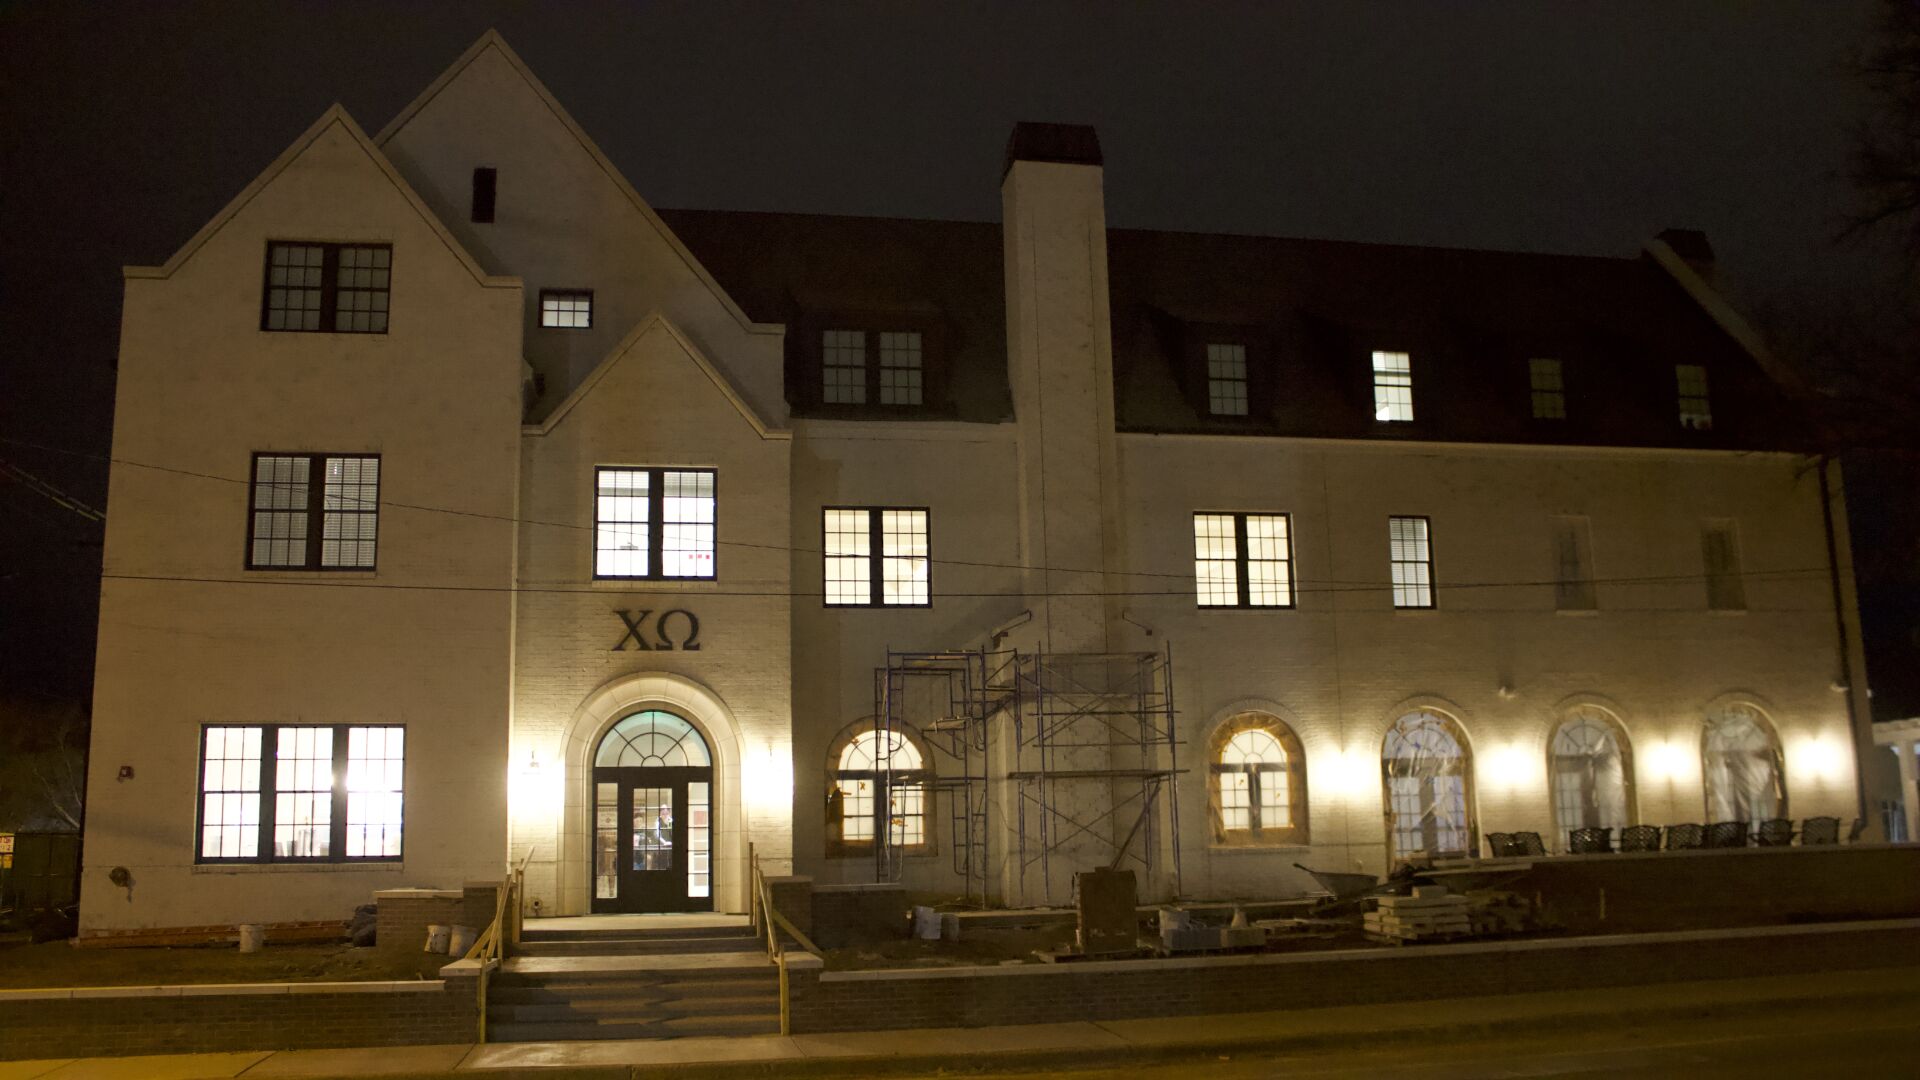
[{"x1": 80, "y1": 33, "x2": 1874, "y2": 932}]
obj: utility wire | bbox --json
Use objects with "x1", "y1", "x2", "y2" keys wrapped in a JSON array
[
  {"x1": 3, "y1": 435, "x2": 1835, "y2": 595},
  {"x1": 0, "y1": 458, "x2": 106, "y2": 523}
]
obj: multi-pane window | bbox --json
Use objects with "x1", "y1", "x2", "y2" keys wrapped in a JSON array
[
  {"x1": 247, "y1": 454, "x2": 380, "y2": 570},
  {"x1": 1372, "y1": 350, "x2": 1414, "y2": 422},
  {"x1": 1702, "y1": 705, "x2": 1786, "y2": 828},
  {"x1": 1550, "y1": 707, "x2": 1633, "y2": 838},
  {"x1": 196, "y1": 724, "x2": 404, "y2": 863},
  {"x1": 820, "y1": 328, "x2": 927, "y2": 408},
  {"x1": 1701, "y1": 518, "x2": 1745, "y2": 611},
  {"x1": 1206, "y1": 343, "x2": 1249, "y2": 416},
  {"x1": 540, "y1": 290, "x2": 593, "y2": 329},
  {"x1": 828, "y1": 728, "x2": 928, "y2": 856},
  {"x1": 262, "y1": 242, "x2": 391, "y2": 333},
  {"x1": 1193, "y1": 512, "x2": 1294, "y2": 608},
  {"x1": 823, "y1": 507, "x2": 930, "y2": 606},
  {"x1": 1388, "y1": 516, "x2": 1434, "y2": 609},
  {"x1": 822, "y1": 330, "x2": 867, "y2": 404},
  {"x1": 879, "y1": 332, "x2": 924, "y2": 406},
  {"x1": 1383, "y1": 710, "x2": 1474, "y2": 860},
  {"x1": 1530, "y1": 358, "x2": 1566, "y2": 420},
  {"x1": 593, "y1": 467, "x2": 717, "y2": 580},
  {"x1": 1551, "y1": 514, "x2": 1597, "y2": 611},
  {"x1": 1677, "y1": 364, "x2": 1712, "y2": 429},
  {"x1": 1210, "y1": 715, "x2": 1307, "y2": 845}
]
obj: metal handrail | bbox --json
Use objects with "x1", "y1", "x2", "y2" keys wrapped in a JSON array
[{"x1": 468, "y1": 849, "x2": 533, "y2": 1043}]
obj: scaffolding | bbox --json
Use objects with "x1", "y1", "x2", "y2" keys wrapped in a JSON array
[{"x1": 872, "y1": 646, "x2": 1180, "y2": 909}]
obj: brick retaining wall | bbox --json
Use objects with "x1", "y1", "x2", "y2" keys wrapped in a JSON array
[
  {"x1": 784, "y1": 918, "x2": 1920, "y2": 1033},
  {"x1": 0, "y1": 978, "x2": 477, "y2": 1061},
  {"x1": 812, "y1": 883, "x2": 908, "y2": 948}
]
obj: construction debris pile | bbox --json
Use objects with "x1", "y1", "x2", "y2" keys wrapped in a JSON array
[{"x1": 1363, "y1": 886, "x2": 1470, "y2": 943}]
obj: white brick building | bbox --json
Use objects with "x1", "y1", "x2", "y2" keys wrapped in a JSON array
[{"x1": 80, "y1": 33, "x2": 1874, "y2": 933}]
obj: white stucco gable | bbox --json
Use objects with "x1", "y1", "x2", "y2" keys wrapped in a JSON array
[{"x1": 375, "y1": 30, "x2": 788, "y2": 424}]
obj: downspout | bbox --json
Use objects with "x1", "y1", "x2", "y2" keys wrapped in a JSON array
[{"x1": 1817, "y1": 453, "x2": 1869, "y2": 822}]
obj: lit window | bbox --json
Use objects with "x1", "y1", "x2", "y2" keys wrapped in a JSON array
[
  {"x1": 1677, "y1": 364, "x2": 1712, "y2": 429},
  {"x1": 1388, "y1": 516, "x2": 1434, "y2": 609},
  {"x1": 1193, "y1": 512, "x2": 1293, "y2": 608},
  {"x1": 1551, "y1": 515, "x2": 1596, "y2": 611},
  {"x1": 540, "y1": 289, "x2": 593, "y2": 329},
  {"x1": 879, "y1": 332, "x2": 923, "y2": 406},
  {"x1": 1530, "y1": 358, "x2": 1565, "y2": 420},
  {"x1": 823, "y1": 330, "x2": 867, "y2": 405},
  {"x1": 1702, "y1": 704, "x2": 1785, "y2": 828},
  {"x1": 247, "y1": 454, "x2": 380, "y2": 570},
  {"x1": 593, "y1": 467, "x2": 716, "y2": 580},
  {"x1": 1550, "y1": 706, "x2": 1633, "y2": 838},
  {"x1": 1209, "y1": 715, "x2": 1307, "y2": 845},
  {"x1": 1382, "y1": 710, "x2": 1474, "y2": 861},
  {"x1": 263, "y1": 242, "x2": 391, "y2": 334},
  {"x1": 1372, "y1": 350, "x2": 1414, "y2": 422},
  {"x1": 824, "y1": 507, "x2": 929, "y2": 606},
  {"x1": 1701, "y1": 518, "x2": 1745, "y2": 611},
  {"x1": 1206, "y1": 343, "x2": 1249, "y2": 416},
  {"x1": 196, "y1": 724, "x2": 404, "y2": 863},
  {"x1": 828, "y1": 727, "x2": 929, "y2": 856}
]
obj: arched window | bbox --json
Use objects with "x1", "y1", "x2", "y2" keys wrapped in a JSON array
[
  {"x1": 594, "y1": 710, "x2": 711, "y2": 768},
  {"x1": 1549, "y1": 706, "x2": 1634, "y2": 837},
  {"x1": 1208, "y1": 714, "x2": 1308, "y2": 845},
  {"x1": 1382, "y1": 710, "x2": 1475, "y2": 861},
  {"x1": 1702, "y1": 704, "x2": 1786, "y2": 827},
  {"x1": 826, "y1": 726, "x2": 930, "y2": 857}
]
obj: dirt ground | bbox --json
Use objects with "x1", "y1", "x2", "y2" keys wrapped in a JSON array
[{"x1": 0, "y1": 940, "x2": 449, "y2": 988}]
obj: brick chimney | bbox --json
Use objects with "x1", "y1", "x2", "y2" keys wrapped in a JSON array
[{"x1": 1001, "y1": 122, "x2": 1121, "y2": 654}]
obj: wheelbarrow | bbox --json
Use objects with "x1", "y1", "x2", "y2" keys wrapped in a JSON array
[{"x1": 1294, "y1": 862, "x2": 1390, "y2": 907}]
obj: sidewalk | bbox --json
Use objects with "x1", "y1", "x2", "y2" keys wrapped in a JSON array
[{"x1": 4, "y1": 966, "x2": 1915, "y2": 1080}]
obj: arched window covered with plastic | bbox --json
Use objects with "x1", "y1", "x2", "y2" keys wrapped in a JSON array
[
  {"x1": 1549, "y1": 706, "x2": 1635, "y2": 841},
  {"x1": 1382, "y1": 710, "x2": 1475, "y2": 861},
  {"x1": 1702, "y1": 704, "x2": 1786, "y2": 827}
]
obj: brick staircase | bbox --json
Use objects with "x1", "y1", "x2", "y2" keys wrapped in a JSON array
[{"x1": 486, "y1": 922, "x2": 780, "y2": 1042}]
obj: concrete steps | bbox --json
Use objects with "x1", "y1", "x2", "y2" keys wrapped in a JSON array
[{"x1": 487, "y1": 922, "x2": 779, "y2": 1043}]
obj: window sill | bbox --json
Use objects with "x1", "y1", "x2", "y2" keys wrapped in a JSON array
[
  {"x1": 1708, "y1": 608, "x2": 1749, "y2": 616},
  {"x1": 1392, "y1": 607, "x2": 1439, "y2": 616},
  {"x1": 191, "y1": 862, "x2": 405, "y2": 875},
  {"x1": 590, "y1": 578, "x2": 721, "y2": 591},
  {"x1": 1206, "y1": 843, "x2": 1313, "y2": 856},
  {"x1": 1555, "y1": 608, "x2": 1600, "y2": 617}
]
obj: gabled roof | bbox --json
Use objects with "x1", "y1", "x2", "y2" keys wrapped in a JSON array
[
  {"x1": 375, "y1": 30, "x2": 780, "y2": 340},
  {"x1": 525, "y1": 310, "x2": 788, "y2": 441},
  {"x1": 124, "y1": 104, "x2": 516, "y2": 290}
]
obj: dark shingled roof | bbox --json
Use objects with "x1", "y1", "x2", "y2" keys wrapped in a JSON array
[{"x1": 656, "y1": 207, "x2": 1801, "y2": 450}]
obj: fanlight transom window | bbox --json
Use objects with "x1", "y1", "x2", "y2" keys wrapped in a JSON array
[
  {"x1": 1383, "y1": 710, "x2": 1474, "y2": 861},
  {"x1": 829, "y1": 727, "x2": 928, "y2": 854},
  {"x1": 595, "y1": 710, "x2": 712, "y2": 768},
  {"x1": 1702, "y1": 704, "x2": 1785, "y2": 827},
  {"x1": 1550, "y1": 706, "x2": 1633, "y2": 836}
]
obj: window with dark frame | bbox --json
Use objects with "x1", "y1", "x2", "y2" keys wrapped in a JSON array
[
  {"x1": 1206, "y1": 343, "x2": 1250, "y2": 416},
  {"x1": 247, "y1": 454, "x2": 380, "y2": 570},
  {"x1": 824, "y1": 507, "x2": 930, "y2": 606},
  {"x1": 1677, "y1": 364, "x2": 1713, "y2": 429},
  {"x1": 1389, "y1": 515, "x2": 1435, "y2": 609},
  {"x1": 196, "y1": 724, "x2": 405, "y2": 863},
  {"x1": 820, "y1": 328, "x2": 926, "y2": 408},
  {"x1": 1530, "y1": 358, "x2": 1566, "y2": 420},
  {"x1": 1193, "y1": 512, "x2": 1294, "y2": 608},
  {"x1": 593, "y1": 467, "x2": 716, "y2": 580},
  {"x1": 540, "y1": 289, "x2": 593, "y2": 329},
  {"x1": 1372, "y1": 350, "x2": 1414, "y2": 422},
  {"x1": 471, "y1": 167, "x2": 497, "y2": 223},
  {"x1": 827, "y1": 727, "x2": 930, "y2": 857},
  {"x1": 262, "y1": 242, "x2": 391, "y2": 333}
]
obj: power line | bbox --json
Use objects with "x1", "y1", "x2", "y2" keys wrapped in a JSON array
[
  {"x1": 0, "y1": 458, "x2": 106, "y2": 523},
  {"x1": 3, "y1": 435, "x2": 1836, "y2": 595}
]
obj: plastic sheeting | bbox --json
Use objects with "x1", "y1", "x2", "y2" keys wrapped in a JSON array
[
  {"x1": 1703, "y1": 705, "x2": 1786, "y2": 826},
  {"x1": 1383, "y1": 710, "x2": 1472, "y2": 861},
  {"x1": 1551, "y1": 707, "x2": 1632, "y2": 835}
]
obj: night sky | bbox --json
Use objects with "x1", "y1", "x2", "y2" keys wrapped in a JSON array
[{"x1": 0, "y1": 1, "x2": 1904, "y2": 701}]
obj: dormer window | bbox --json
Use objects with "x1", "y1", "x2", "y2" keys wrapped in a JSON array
[
  {"x1": 817, "y1": 326, "x2": 930, "y2": 409},
  {"x1": 540, "y1": 289, "x2": 593, "y2": 329},
  {"x1": 1372, "y1": 351, "x2": 1413, "y2": 422},
  {"x1": 1677, "y1": 364, "x2": 1712, "y2": 430},
  {"x1": 1206, "y1": 344, "x2": 1249, "y2": 416}
]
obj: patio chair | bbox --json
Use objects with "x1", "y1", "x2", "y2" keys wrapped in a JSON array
[
  {"x1": 1800, "y1": 816, "x2": 1841, "y2": 846},
  {"x1": 1512, "y1": 831, "x2": 1547, "y2": 857},
  {"x1": 1618, "y1": 824, "x2": 1661, "y2": 852},
  {"x1": 1755, "y1": 818, "x2": 1794, "y2": 847},
  {"x1": 1664, "y1": 823, "x2": 1705, "y2": 851},
  {"x1": 1485, "y1": 832, "x2": 1514, "y2": 858},
  {"x1": 1847, "y1": 817, "x2": 1868, "y2": 843},
  {"x1": 1568, "y1": 827, "x2": 1613, "y2": 854},
  {"x1": 1705, "y1": 821, "x2": 1749, "y2": 849}
]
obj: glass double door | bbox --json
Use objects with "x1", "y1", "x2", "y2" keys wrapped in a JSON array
[{"x1": 592, "y1": 766, "x2": 712, "y2": 913}]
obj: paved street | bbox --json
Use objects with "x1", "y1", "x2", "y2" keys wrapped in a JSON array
[{"x1": 910, "y1": 1017, "x2": 1920, "y2": 1079}]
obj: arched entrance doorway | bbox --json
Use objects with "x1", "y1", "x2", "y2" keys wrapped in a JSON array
[{"x1": 591, "y1": 709, "x2": 714, "y2": 913}]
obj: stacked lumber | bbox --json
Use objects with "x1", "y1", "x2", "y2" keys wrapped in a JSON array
[
  {"x1": 1468, "y1": 890, "x2": 1532, "y2": 935},
  {"x1": 1363, "y1": 886, "x2": 1471, "y2": 944}
]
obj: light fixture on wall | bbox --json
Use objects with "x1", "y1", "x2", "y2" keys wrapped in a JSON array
[{"x1": 1644, "y1": 740, "x2": 1693, "y2": 784}]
